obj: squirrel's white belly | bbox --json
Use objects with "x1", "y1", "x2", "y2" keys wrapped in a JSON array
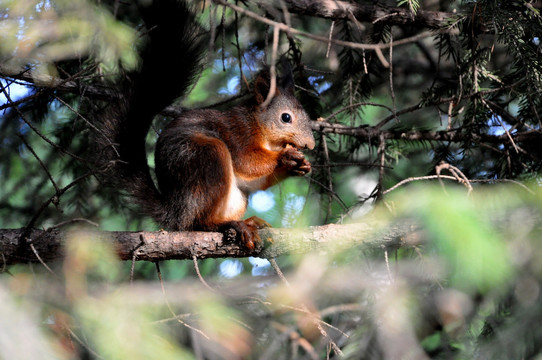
[{"x1": 220, "y1": 176, "x2": 247, "y2": 221}]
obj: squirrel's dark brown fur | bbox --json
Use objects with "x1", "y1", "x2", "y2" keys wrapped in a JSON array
[{"x1": 97, "y1": 0, "x2": 314, "y2": 250}]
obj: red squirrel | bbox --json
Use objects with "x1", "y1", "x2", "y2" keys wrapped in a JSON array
[{"x1": 97, "y1": 0, "x2": 314, "y2": 250}]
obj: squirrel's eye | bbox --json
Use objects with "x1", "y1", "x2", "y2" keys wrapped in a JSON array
[{"x1": 281, "y1": 113, "x2": 292, "y2": 123}]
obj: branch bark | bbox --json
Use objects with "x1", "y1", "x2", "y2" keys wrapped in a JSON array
[
  {"x1": 0, "y1": 220, "x2": 415, "y2": 266},
  {"x1": 312, "y1": 120, "x2": 542, "y2": 145},
  {"x1": 272, "y1": 0, "x2": 455, "y2": 29}
]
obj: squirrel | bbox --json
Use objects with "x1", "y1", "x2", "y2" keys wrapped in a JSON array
[{"x1": 96, "y1": 0, "x2": 315, "y2": 250}]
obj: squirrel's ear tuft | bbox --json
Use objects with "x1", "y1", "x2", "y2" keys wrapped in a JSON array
[
  {"x1": 254, "y1": 70, "x2": 271, "y2": 105},
  {"x1": 279, "y1": 59, "x2": 295, "y2": 95}
]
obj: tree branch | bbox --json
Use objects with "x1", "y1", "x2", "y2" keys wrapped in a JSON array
[
  {"x1": 0, "y1": 220, "x2": 414, "y2": 266},
  {"x1": 0, "y1": 65, "x2": 189, "y2": 116},
  {"x1": 271, "y1": 0, "x2": 455, "y2": 29},
  {"x1": 0, "y1": 64, "x2": 116, "y2": 105},
  {"x1": 312, "y1": 120, "x2": 542, "y2": 145},
  {"x1": 214, "y1": 0, "x2": 453, "y2": 52},
  {"x1": 3, "y1": 65, "x2": 538, "y2": 148}
]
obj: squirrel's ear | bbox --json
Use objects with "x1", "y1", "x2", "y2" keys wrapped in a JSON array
[
  {"x1": 254, "y1": 70, "x2": 271, "y2": 105},
  {"x1": 279, "y1": 59, "x2": 295, "y2": 95}
]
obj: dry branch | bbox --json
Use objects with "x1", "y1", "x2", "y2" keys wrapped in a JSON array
[
  {"x1": 312, "y1": 120, "x2": 542, "y2": 145},
  {"x1": 214, "y1": 0, "x2": 452, "y2": 52},
  {"x1": 272, "y1": 0, "x2": 455, "y2": 29},
  {"x1": 0, "y1": 220, "x2": 415, "y2": 266}
]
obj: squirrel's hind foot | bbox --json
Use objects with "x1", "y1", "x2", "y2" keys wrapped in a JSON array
[{"x1": 219, "y1": 216, "x2": 270, "y2": 251}]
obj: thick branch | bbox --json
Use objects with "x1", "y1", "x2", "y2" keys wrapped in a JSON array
[
  {"x1": 275, "y1": 0, "x2": 454, "y2": 29},
  {"x1": 312, "y1": 121, "x2": 542, "y2": 145},
  {"x1": 0, "y1": 221, "x2": 414, "y2": 266}
]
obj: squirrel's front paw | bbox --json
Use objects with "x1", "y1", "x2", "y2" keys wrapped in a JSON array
[{"x1": 279, "y1": 146, "x2": 312, "y2": 176}]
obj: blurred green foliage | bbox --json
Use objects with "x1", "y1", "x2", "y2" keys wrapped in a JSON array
[
  {"x1": 0, "y1": 0, "x2": 138, "y2": 75},
  {"x1": 2, "y1": 185, "x2": 542, "y2": 359},
  {"x1": 395, "y1": 187, "x2": 515, "y2": 293}
]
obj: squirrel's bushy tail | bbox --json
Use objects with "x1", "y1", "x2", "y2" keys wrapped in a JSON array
[{"x1": 96, "y1": 0, "x2": 206, "y2": 222}]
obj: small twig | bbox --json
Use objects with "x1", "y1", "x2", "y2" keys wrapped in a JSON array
[
  {"x1": 271, "y1": 321, "x2": 319, "y2": 360},
  {"x1": 383, "y1": 246, "x2": 394, "y2": 284},
  {"x1": 269, "y1": 258, "x2": 290, "y2": 286},
  {"x1": 383, "y1": 175, "x2": 534, "y2": 195},
  {"x1": 1, "y1": 253, "x2": 7, "y2": 273},
  {"x1": 447, "y1": 101, "x2": 454, "y2": 130},
  {"x1": 50, "y1": 218, "x2": 99, "y2": 229},
  {"x1": 155, "y1": 262, "x2": 211, "y2": 340},
  {"x1": 373, "y1": 11, "x2": 400, "y2": 24},
  {"x1": 326, "y1": 21, "x2": 335, "y2": 58},
  {"x1": 374, "y1": 103, "x2": 421, "y2": 130},
  {"x1": 20, "y1": 170, "x2": 95, "y2": 243},
  {"x1": 361, "y1": 47, "x2": 368, "y2": 74},
  {"x1": 324, "y1": 102, "x2": 393, "y2": 121},
  {"x1": 306, "y1": 176, "x2": 348, "y2": 211},
  {"x1": 29, "y1": 242, "x2": 58, "y2": 278},
  {"x1": 130, "y1": 252, "x2": 137, "y2": 284},
  {"x1": 526, "y1": 94, "x2": 542, "y2": 129},
  {"x1": 320, "y1": 133, "x2": 334, "y2": 223},
  {"x1": 279, "y1": 303, "x2": 351, "y2": 339},
  {"x1": 261, "y1": 26, "x2": 280, "y2": 108},
  {"x1": 17, "y1": 133, "x2": 60, "y2": 194},
  {"x1": 319, "y1": 303, "x2": 364, "y2": 318},
  {"x1": 375, "y1": 47, "x2": 390, "y2": 68},
  {"x1": 278, "y1": 0, "x2": 292, "y2": 29},
  {"x1": 221, "y1": 4, "x2": 227, "y2": 71},
  {"x1": 130, "y1": 235, "x2": 146, "y2": 284},
  {"x1": 0, "y1": 88, "x2": 43, "y2": 112},
  {"x1": 65, "y1": 325, "x2": 105, "y2": 359},
  {"x1": 481, "y1": 98, "x2": 520, "y2": 154},
  {"x1": 192, "y1": 255, "x2": 217, "y2": 293},
  {"x1": 233, "y1": 2, "x2": 244, "y2": 89},
  {"x1": 388, "y1": 33, "x2": 397, "y2": 122},
  {"x1": 384, "y1": 175, "x2": 457, "y2": 195},
  {"x1": 269, "y1": 259, "x2": 344, "y2": 356},
  {"x1": 377, "y1": 133, "x2": 386, "y2": 200},
  {"x1": 54, "y1": 95, "x2": 121, "y2": 159},
  {"x1": 436, "y1": 162, "x2": 473, "y2": 196},
  {"x1": 152, "y1": 313, "x2": 194, "y2": 324}
]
